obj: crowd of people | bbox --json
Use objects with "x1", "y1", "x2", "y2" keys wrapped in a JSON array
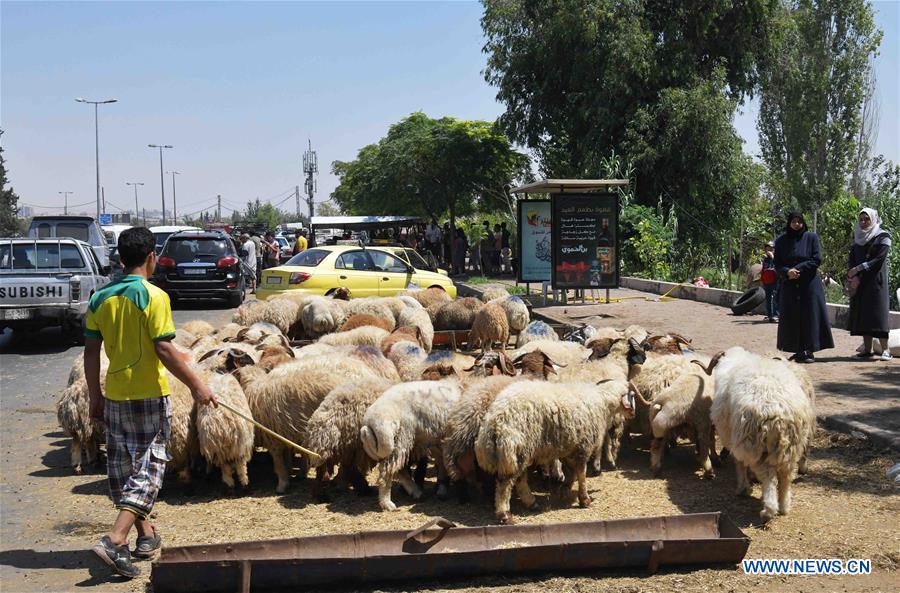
[{"x1": 403, "y1": 218, "x2": 514, "y2": 277}]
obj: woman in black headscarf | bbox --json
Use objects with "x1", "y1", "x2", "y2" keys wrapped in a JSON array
[{"x1": 774, "y1": 212, "x2": 834, "y2": 362}]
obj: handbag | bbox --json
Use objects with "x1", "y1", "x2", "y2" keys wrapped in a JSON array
[{"x1": 761, "y1": 268, "x2": 777, "y2": 285}]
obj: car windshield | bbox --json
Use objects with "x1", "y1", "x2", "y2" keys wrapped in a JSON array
[
  {"x1": 0, "y1": 242, "x2": 85, "y2": 270},
  {"x1": 163, "y1": 238, "x2": 231, "y2": 263},
  {"x1": 56, "y1": 223, "x2": 90, "y2": 242},
  {"x1": 285, "y1": 248, "x2": 329, "y2": 267},
  {"x1": 153, "y1": 232, "x2": 173, "y2": 247}
]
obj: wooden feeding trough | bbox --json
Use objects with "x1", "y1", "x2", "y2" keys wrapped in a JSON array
[{"x1": 152, "y1": 513, "x2": 750, "y2": 592}]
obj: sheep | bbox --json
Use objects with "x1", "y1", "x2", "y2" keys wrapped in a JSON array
[
  {"x1": 305, "y1": 376, "x2": 394, "y2": 499},
  {"x1": 434, "y1": 297, "x2": 484, "y2": 330},
  {"x1": 360, "y1": 376, "x2": 463, "y2": 511},
  {"x1": 213, "y1": 322, "x2": 245, "y2": 342},
  {"x1": 515, "y1": 320, "x2": 559, "y2": 347},
  {"x1": 172, "y1": 328, "x2": 198, "y2": 349},
  {"x1": 194, "y1": 344, "x2": 260, "y2": 373},
  {"x1": 340, "y1": 314, "x2": 394, "y2": 333},
  {"x1": 488, "y1": 295, "x2": 530, "y2": 332},
  {"x1": 232, "y1": 299, "x2": 300, "y2": 336},
  {"x1": 584, "y1": 327, "x2": 624, "y2": 348},
  {"x1": 234, "y1": 356, "x2": 380, "y2": 493},
  {"x1": 480, "y1": 285, "x2": 509, "y2": 302},
  {"x1": 397, "y1": 295, "x2": 424, "y2": 310},
  {"x1": 56, "y1": 378, "x2": 105, "y2": 474},
  {"x1": 292, "y1": 342, "x2": 341, "y2": 360},
  {"x1": 181, "y1": 319, "x2": 215, "y2": 338},
  {"x1": 640, "y1": 369, "x2": 718, "y2": 477},
  {"x1": 345, "y1": 345, "x2": 401, "y2": 382},
  {"x1": 511, "y1": 350, "x2": 565, "y2": 379},
  {"x1": 423, "y1": 350, "x2": 477, "y2": 374},
  {"x1": 231, "y1": 322, "x2": 284, "y2": 344},
  {"x1": 475, "y1": 379, "x2": 637, "y2": 524},
  {"x1": 419, "y1": 362, "x2": 461, "y2": 381},
  {"x1": 773, "y1": 357, "x2": 816, "y2": 475},
  {"x1": 194, "y1": 372, "x2": 255, "y2": 490},
  {"x1": 643, "y1": 333, "x2": 693, "y2": 355},
  {"x1": 371, "y1": 296, "x2": 414, "y2": 324},
  {"x1": 319, "y1": 326, "x2": 390, "y2": 349},
  {"x1": 256, "y1": 343, "x2": 296, "y2": 372},
  {"x1": 380, "y1": 326, "x2": 424, "y2": 354},
  {"x1": 342, "y1": 298, "x2": 397, "y2": 329},
  {"x1": 400, "y1": 286, "x2": 451, "y2": 309},
  {"x1": 396, "y1": 307, "x2": 434, "y2": 352},
  {"x1": 301, "y1": 295, "x2": 349, "y2": 336},
  {"x1": 386, "y1": 341, "x2": 429, "y2": 381},
  {"x1": 510, "y1": 340, "x2": 591, "y2": 367},
  {"x1": 466, "y1": 351, "x2": 517, "y2": 378},
  {"x1": 467, "y1": 302, "x2": 510, "y2": 352},
  {"x1": 695, "y1": 347, "x2": 815, "y2": 521}
]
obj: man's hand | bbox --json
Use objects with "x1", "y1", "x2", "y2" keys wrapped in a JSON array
[
  {"x1": 847, "y1": 267, "x2": 858, "y2": 279},
  {"x1": 787, "y1": 268, "x2": 800, "y2": 280},
  {"x1": 89, "y1": 396, "x2": 105, "y2": 424},
  {"x1": 192, "y1": 383, "x2": 218, "y2": 407}
]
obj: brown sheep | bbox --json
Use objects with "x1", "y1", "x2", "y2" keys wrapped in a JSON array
[
  {"x1": 340, "y1": 313, "x2": 394, "y2": 333},
  {"x1": 380, "y1": 325, "x2": 424, "y2": 355},
  {"x1": 467, "y1": 302, "x2": 510, "y2": 352},
  {"x1": 434, "y1": 297, "x2": 484, "y2": 331}
]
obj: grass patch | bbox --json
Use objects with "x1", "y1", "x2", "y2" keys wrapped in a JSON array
[{"x1": 465, "y1": 276, "x2": 494, "y2": 285}]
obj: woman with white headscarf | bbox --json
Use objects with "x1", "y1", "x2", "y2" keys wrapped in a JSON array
[{"x1": 847, "y1": 208, "x2": 892, "y2": 360}]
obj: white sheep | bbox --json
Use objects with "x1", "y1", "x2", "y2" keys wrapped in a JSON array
[
  {"x1": 233, "y1": 299, "x2": 300, "y2": 336},
  {"x1": 468, "y1": 302, "x2": 510, "y2": 352},
  {"x1": 475, "y1": 379, "x2": 636, "y2": 524},
  {"x1": 181, "y1": 319, "x2": 215, "y2": 338},
  {"x1": 342, "y1": 298, "x2": 397, "y2": 329},
  {"x1": 480, "y1": 285, "x2": 509, "y2": 302},
  {"x1": 56, "y1": 377, "x2": 105, "y2": 473},
  {"x1": 697, "y1": 347, "x2": 815, "y2": 521},
  {"x1": 318, "y1": 325, "x2": 390, "y2": 349},
  {"x1": 305, "y1": 375, "x2": 393, "y2": 499},
  {"x1": 301, "y1": 295, "x2": 349, "y2": 336},
  {"x1": 386, "y1": 341, "x2": 429, "y2": 381},
  {"x1": 360, "y1": 377, "x2": 463, "y2": 511},
  {"x1": 510, "y1": 340, "x2": 591, "y2": 367},
  {"x1": 515, "y1": 320, "x2": 559, "y2": 347},
  {"x1": 234, "y1": 356, "x2": 379, "y2": 493},
  {"x1": 422, "y1": 350, "x2": 477, "y2": 374},
  {"x1": 488, "y1": 295, "x2": 530, "y2": 332},
  {"x1": 172, "y1": 328, "x2": 198, "y2": 349},
  {"x1": 195, "y1": 372, "x2": 255, "y2": 490},
  {"x1": 396, "y1": 307, "x2": 434, "y2": 352}
]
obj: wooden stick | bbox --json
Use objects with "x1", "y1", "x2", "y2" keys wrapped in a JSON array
[{"x1": 216, "y1": 400, "x2": 321, "y2": 459}]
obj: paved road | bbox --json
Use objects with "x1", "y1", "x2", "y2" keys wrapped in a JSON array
[{"x1": 0, "y1": 301, "x2": 237, "y2": 592}]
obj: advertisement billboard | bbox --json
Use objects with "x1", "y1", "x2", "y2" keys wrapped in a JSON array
[
  {"x1": 516, "y1": 199, "x2": 552, "y2": 283},
  {"x1": 550, "y1": 193, "x2": 619, "y2": 289}
]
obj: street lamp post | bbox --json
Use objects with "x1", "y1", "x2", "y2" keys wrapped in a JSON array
[
  {"x1": 75, "y1": 97, "x2": 117, "y2": 220},
  {"x1": 166, "y1": 171, "x2": 180, "y2": 224},
  {"x1": 148, "y1": 144, "x2": 173, "y2": 225},
  {"x1": 58, "y1": 191, "x2": 74, "y2": 215},
  {"x1": 126, "y1": 182, "x2": 144, "y2": 225}
]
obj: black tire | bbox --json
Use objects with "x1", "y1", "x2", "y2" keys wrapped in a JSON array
[
  {"x1": 731, "y1": 286, "x2": 766, "y2": 315},
  {"x1": 227, "y1": 289, "x2": 244, "y2": 308}
]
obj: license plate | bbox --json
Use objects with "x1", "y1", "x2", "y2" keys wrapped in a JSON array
[
  {"x1": 0, "y1": 308, "x2": 34, "y2": 320},
  {"x1": 183, "y1": 269, "x2": 206, "y2": 275},
  {"x1": 267, "y1": 276, "x2": 282, "y2": 285}
]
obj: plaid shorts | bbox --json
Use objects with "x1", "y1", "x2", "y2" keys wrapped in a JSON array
[{"x1": 105, "y1": 396, "x2": 172, "y2": 519}]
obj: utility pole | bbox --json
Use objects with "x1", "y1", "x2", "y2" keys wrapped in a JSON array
[
  {"x1": 302, "y1": 139, "x2": 318, "y2": 222},
  {"x1": 148, "y1": 144, "x2": 173, "y2": 225},
  {"x1": 167, "y1": 171, "x2": 180, "y2": 223},
  {"x1": 126, "y1": 182, "x2": 144, "y2": 226},
  {"x1": 101, "y1": 186, "x2": 106, "y2": 215},
  {"x1": 295, "y1": 185, "x2": 301, "y2": 218},
  {"x1": 217, "y1": 194, "x2": 222, "y2": 221},
  {"x1": 75, "y1": 97, "x2": 117, "y2": 219},
  {"x1": 58, "y1": 191, "x2": 74, "y2": 215}
]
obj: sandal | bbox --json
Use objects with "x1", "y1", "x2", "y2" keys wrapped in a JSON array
[{"x1": 855, "y1": 351, "x2": 875, "y2": 359}]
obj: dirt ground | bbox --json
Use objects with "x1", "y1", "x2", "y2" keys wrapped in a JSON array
[{"x1": 1, "y1": 289, "x2": 898, "y2": 593}]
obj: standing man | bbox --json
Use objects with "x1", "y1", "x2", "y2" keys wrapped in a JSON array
[
  {"x1": 240, "y1": 233, "x2": 257, "y2": 293},
  {"x1": 263, "y1": 232, "x2": 280, "y2": 270},
  {"x1": 249, "y1": 232, "x2": 263, "y2": 285},
  {"x1": 425, "y1": 218, "x2": 442, "y2": 261},
  {"x1": 500, "y1": 222, "x2": 512, "y2": 274},
  {"x1": 295, "y1": 229, "x2": 308, "y2": 255},
  {"x1": 86, "y1": 227, "x2": 216, "y2": 579}
]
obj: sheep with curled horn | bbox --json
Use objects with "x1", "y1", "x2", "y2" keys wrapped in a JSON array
[
  {"x1": 642, "y1": 333, "x2": 693, "y2": 355},
  {"x1": 464, "y1": 351, "x2": 517, "y2": 378}
]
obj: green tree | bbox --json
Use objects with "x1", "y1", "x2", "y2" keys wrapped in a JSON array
[
  {"x1": 0, "y1": 130, "x2": 22, "y2": 237},
  {"x1": 331, "y1": 112, "x2": 530, "y2": 229},
  {"x1": 242, "y1": 198, "x2": 283, "y2": 232},
  {"x1": 757, "y1": 0, "x2": 882, "y2": 215},
  {"x1": 315, "y1": 201, "x2": 341, "y2": 217}
]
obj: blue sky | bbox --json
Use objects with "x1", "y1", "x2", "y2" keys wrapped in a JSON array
[{"x1": 2, "y1": 1, "x2": 897, "y2": 218}]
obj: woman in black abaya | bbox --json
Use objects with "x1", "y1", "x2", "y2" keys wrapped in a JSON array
[{"x1": 774, "y1": 212, "x2": 834, "y2": 362}]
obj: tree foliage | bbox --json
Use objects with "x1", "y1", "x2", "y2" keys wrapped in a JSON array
[
  {"x1": 242, "y1": 198, "x2": 283, "y2": 232},
  {"x1": 316, "y1": 201, "x2": 341, "y2": 217},
  {"x1": 481, "y1": 0, "x2": 774, "y2": 245},
  {"x1": 757, "y1": 0, "x2": 882, "y2": 212},
  {"x1": 0, "y1": 130, "x2": 22, "y2": 237},
  {"x1": 331, "y1": 112, "x2": 530, "y2": 227}
]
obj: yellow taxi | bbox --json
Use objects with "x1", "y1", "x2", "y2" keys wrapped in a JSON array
[{"x1": 256, "y1": 245, "x2": 457, "y2": 300}]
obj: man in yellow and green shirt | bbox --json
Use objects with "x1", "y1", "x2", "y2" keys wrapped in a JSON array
[{"x1": 86, "y1": 227, "x2": 216, "y2": 579}]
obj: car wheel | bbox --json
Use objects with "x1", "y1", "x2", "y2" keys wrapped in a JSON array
[{"x1": 228, "y1": 290, "x2": 244, "y2": 308}]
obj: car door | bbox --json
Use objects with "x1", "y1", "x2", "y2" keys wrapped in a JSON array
[
  {"x1": 368, "y1": 250, "x2": 413, "y2": 296},
  {"x1": 333, "y1": 250, "x2": 379, "y2": 297}
]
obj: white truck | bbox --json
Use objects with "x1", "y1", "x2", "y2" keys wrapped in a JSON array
[{"x1": 0, "y1": 238, "x2": 110, "y2": 343}]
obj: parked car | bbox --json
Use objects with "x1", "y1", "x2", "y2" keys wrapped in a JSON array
[
  {"x1": 256, "y1": 245, "x2": 456, "y2": 300},
  {"x1": 27, "y1": 215, "x2": 110, "y2": 267},
  {"x1": 0, "y1": 238, "x2": 110, "y2": 343},
  {"x1": 150, "y1": 230, "x2": 245, "y2": 307},
  {"x1": 148, "y1": 225, "x2": 202, "y2": 255}
]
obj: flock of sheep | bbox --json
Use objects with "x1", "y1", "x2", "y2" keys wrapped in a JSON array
[{"x1": 56, "y1": 285, "x2": 816, "y2": 524}]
